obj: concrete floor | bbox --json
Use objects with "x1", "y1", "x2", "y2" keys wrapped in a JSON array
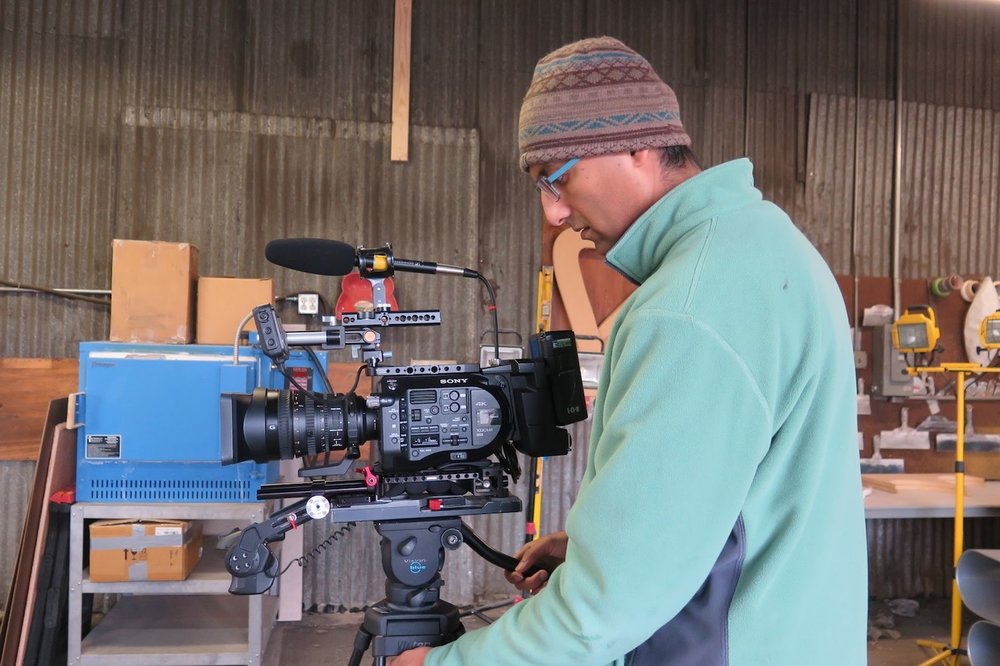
[
  {"x1": 867, "y1": 598, "x2": 971, "y2": 666},
  {"x1": 263, "y1": 597, "x2": 968, "y2": 665}
]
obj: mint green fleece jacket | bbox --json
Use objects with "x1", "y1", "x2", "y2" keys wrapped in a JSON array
[{"x1": 427, "y1": 158, "x2": 868, "y2": 665}]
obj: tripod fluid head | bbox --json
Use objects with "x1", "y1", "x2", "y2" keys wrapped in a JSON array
[{"x1": 347, "y1": 516, "x2": 539, "y2": 666}]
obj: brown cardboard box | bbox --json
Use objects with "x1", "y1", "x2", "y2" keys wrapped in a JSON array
[
  {"x1": 89, "y1": 519, "x2": 203, "y2": 582},
  {"x1": 196, "y1": 277, "x2": 274, "y2": 344},
  {"x1": 110, "y1": 239, "x2": 199, "y2": 343}
]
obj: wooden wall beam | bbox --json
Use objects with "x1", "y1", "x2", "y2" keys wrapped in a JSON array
[{"x1": 391, "y1": 0, "x2": 412, "y2": 162}]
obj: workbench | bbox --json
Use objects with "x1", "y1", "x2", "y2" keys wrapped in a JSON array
[{"x1": 864, "y1": 479, "x2": 1000, "y2": 519}]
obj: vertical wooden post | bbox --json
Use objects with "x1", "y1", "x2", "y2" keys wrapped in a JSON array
[{"x1": 391, "y1": 0, "x2": 412, "y2": 162}]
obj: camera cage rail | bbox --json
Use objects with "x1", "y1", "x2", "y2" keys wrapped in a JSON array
[{"x1": 258, "y1": 302, "x2": 443, "y2": 368}]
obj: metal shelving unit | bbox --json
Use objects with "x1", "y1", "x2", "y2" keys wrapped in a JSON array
[{"x1": 68, "y1": 502, "x2": 277, "y2": 665}]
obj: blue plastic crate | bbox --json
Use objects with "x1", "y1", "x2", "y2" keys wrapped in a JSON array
[{"x1": 75, "y1": 342, "x2": 326, "y2": 502}]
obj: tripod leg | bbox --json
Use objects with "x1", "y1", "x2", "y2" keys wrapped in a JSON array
[{"x1": 347, "y1": 626, "x2": 374, "y2": 666}]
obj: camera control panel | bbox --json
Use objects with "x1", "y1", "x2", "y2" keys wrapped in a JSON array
[{"x1": 378, "y1": 383, "x2": 505, "y2": 468}]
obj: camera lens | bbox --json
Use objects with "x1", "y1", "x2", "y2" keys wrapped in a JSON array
[{"x1": 240, "y1": 388, "x2": 376, "y2": 462}]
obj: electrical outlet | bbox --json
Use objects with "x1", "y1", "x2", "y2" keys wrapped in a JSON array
[
  {"x1": 854, "y1": 350, "x2": 868, "y2": 369},
  {"x1": 297, "y1": 293, "x2": 320, "y2": 315}
]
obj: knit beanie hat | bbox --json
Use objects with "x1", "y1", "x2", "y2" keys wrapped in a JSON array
[{"x1": 518, "y1": 36, "x2": 691, "y2": 170}]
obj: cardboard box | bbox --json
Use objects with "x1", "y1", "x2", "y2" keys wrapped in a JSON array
[
  {"x1": 89, "y1": 519, "x2": 203, "y2": 582},
  {"x1": 196, "y1": 277, "x2": 274, "y2": 344},
  {"x1": 110, "y1": 239, "x2": 199, "y2": 344}
]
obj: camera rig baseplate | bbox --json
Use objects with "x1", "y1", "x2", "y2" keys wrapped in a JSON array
[{"x1": 225, "y1": 460, "x2": 525, "y2": 595}]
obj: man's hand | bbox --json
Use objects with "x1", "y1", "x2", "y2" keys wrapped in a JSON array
[
  {"x1": 387, "y1": 646, "x2": 430, "y2": 666},
  {"x1": 504, "y1": 531, "x2": 568, "y2": 592},
  {"x1": 386, "y1": 533, "x2": 568, "y2": 664}
]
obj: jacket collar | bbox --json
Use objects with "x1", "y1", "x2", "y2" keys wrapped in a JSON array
[{"x1": 604, "y1": 158, "x2": 761, "y2": 284}]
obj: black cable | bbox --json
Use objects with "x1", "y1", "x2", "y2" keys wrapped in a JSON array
[
  {"x1": 458, "y1": 598, "x2": 515, "y2": 624},
  {"x1": 937, "y1": 351, "x2": 1000, "y2": 396},
  {"x1": 347, "y1": 364, "x2": 366, "y2": 394},
  {"x1": 496, "y1": 441, "x2": 521, "y2": 482},
  {"x1": 278, "y1": 521, "x2": 357, "y2": 577},
  {"x1": 305, "y1": 346, "x2": 334, "y2": 393},
  {"x1": 477, "y1": 274, "x2": 500, "y2": 362},
  {"x1": 0, "y1": 278, "x2": 110, "y2": 306},
  {"x1": 277, "y1": 364, "x2": 335, "y2": 406}
]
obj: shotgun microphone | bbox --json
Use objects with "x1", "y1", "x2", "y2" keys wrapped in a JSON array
[
  {"x1": 264, "y1": 238, "x2": 357, "y2": 276},
  {"x1": 264, "y1": 238, "x2": 480, "y2": 279}
]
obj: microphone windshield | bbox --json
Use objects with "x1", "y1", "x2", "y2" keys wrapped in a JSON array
[{"x1": 265, "y1": 238, "x2": 357, "y2": 276}]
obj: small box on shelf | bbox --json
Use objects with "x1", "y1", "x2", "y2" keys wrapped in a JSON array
[{"x1": 89, "y1": 518, "x2": 202, "y2": 582}]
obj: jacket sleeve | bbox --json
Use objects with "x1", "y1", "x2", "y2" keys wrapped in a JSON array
[{"x1": 427, "y1": 311, "x2": 773, "y2": 666}]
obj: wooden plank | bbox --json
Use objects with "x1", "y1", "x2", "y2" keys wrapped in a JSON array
[
  {"x1": 390, "y1": 0, "x2": 412, "y2": 161},
  {"x1": 0, "y1": 358, "x2": 78, "y2": 460},
  {"x1": 862, "y1": 473, "x2": 986, "y2": 493}
]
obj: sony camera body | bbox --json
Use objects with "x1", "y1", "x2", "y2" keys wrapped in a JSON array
[{"x1": 221, "y1": 327, "x2": 584, "y2": 479}]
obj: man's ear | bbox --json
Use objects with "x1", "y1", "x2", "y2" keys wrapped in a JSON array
[{"x1": 630, "y1": 148, "x2": 656, "y2": 168}]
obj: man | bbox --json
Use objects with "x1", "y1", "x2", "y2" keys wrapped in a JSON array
[{"x1": 390, "y1": 36, "x2": 867, "y2": 666}]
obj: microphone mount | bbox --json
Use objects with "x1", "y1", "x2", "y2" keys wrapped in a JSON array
[
  {"x1": 254, "y1": 303, "x2": 442, "y2": 369},
  {"x1": 357, "y1": 244, "x2": 481, "y2": 280},
  {"x1": 262, "y1": 237, "x2": 494, "y2": 364},
  {"x1": 356, "y1": 245, "x2": 396, "y2": 279}
]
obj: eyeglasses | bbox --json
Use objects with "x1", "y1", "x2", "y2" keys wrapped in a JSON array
[{"x1": 534, "y1": 158, "x2": 580, "y2": 202}]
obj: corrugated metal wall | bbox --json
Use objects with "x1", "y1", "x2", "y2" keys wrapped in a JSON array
[
  {"x1": 3, "y1": 0, "x2": 1000, "y2": 607},
  {"x1": 868, "y1": 517, "x2": 1000, "y2": 599},
  {"x1": 0, "y1": 0, "x2": 119, "y2": 357}
]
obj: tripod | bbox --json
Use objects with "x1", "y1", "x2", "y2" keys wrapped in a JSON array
[
  {"x1": 224, "y1": 469, "x2": 540, "y2": 663},
  {"x1": 347, "y1": 517, "x2": 525, "y2": 666}
]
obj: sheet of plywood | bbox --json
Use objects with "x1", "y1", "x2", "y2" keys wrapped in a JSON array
[
  {"x1": 862, "y1": 473, "x2": 986, "y2": 494},
  {"x1": 0, "y1": 398, "x2": 67, "y2": 665},
  {"x1": 16, "y1": 422, "x2": 76, "y2": 661},
  {"x1": 0, "y1": 358, "x2": 78, "y2": 460}
]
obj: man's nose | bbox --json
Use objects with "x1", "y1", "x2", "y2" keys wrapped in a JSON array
[{"x1": 540, "y1": 194, "x2": 570, "y2": 227}]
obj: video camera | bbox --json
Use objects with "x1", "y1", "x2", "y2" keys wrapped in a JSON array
[
  {"x1": 222, "y1": 318, "x2": 584, "y2": 478},
  {"x1": 219, "y1": 240, "x2": 587, "y2": 619}
]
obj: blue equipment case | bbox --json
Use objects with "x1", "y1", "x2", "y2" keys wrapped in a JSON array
[{"x1": 74, "y1": 341, "x2": 328, "y2": 502}]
